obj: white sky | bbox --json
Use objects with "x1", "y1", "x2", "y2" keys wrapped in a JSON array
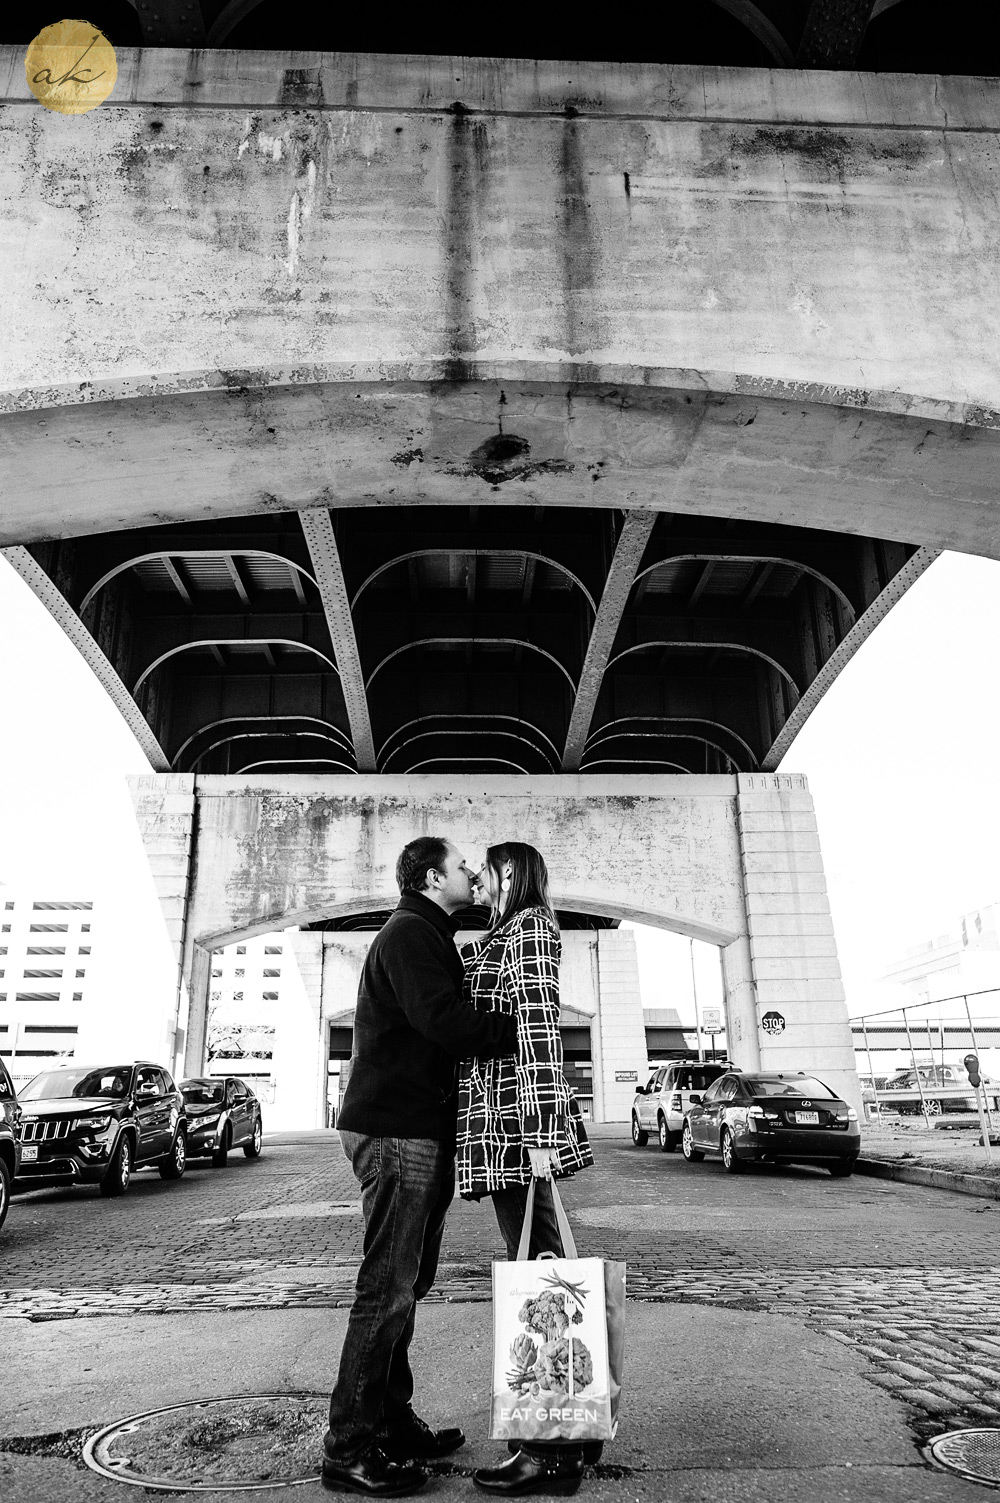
[{"x1": 2, "y1": 548, "x2": 999, "y2": 1031}]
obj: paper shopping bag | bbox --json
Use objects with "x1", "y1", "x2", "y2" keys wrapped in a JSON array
[{"x1": 489, "y1": 1179, "x2": 625, "y2": 1444}]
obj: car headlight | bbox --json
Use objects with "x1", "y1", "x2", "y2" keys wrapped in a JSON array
[{"x1": 75, "y1": 1114, "x2": 113, "y2": 1131}]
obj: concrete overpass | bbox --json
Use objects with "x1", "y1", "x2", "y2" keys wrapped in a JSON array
[{"x1": 5, "y1": 49, "x2": 1000, "y2": 1115}]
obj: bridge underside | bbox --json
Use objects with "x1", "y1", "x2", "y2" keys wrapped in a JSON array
[{"x1": 8, "y1": 498, "x2": 929, "y2": 780}]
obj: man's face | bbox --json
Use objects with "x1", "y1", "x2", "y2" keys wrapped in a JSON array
[{"x1": 429, "y1": 842, "x2": 475, "y2": 912}]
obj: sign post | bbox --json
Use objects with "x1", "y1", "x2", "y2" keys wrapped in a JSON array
[{"x1": 701, "y1": 1006, "x2": 724, "y2": 1062}]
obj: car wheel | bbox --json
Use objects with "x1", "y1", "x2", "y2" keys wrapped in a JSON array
[
  {"x1": 922, "y1": 1098, "x2": 942, "y2": 1118},
  {"x1": 211, "y1": 1127, "x2": 231, "y2": 1168},
  {"x1": 158, "y1": 1130, "x2": 187, "y2": 1180},
  {"x1": 631, "y1": 1112, "x2": 649, "y2": 1148},
  {"x1": 681, "y1": 1120, "x2": 704, "y2": 1162},
  {"x1": 658, "y1": 1116, "x2": 676, "y2": 1153},
  {"x1": 0, "y1": 1158, "x2": 10, "y2": 1232},
  {"x1": 721, "y1": 1127, "x2": 744, "y2": 1174},
  {"x1": 100, "y1": 1134, "x2": 132, "y2": 1197},
  {"x1": 243, "y1": 1115, "x2": 263, "y2": 1159},
  {"x1": 829, "y1": 1159, "x2": 855, "y2": 1178}
]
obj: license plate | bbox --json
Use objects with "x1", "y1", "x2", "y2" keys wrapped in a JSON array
[
  {"x1": 796, "y1": 1111, "x2": 819, "y2": 1125},
  {"x1": 21, "y1": 1144, "x2": 38, "y2": 1163}
]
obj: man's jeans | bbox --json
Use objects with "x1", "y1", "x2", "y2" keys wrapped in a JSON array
[{"x1": 325, "y1": 1132, "x2": 454, "y2": 1463}]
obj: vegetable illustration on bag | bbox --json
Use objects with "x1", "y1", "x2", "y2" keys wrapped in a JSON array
[{"x1": 506, "y1": 1274, "x2": 594, "y2": 1399}]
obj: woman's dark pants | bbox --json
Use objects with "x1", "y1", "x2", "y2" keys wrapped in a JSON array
[{"x1": 325, "y1": 1132, "x2": 454, "y2": 1463}]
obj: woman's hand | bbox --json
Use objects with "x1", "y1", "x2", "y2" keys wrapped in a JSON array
[{"x1": 528, "y1": 1147, "x2": 560, "y2": 1180}]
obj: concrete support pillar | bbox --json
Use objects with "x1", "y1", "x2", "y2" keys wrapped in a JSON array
[
  {"x1": 127, "y1": 774, "x2": 197, "y2": 1071},
  {"x1": 183, "y1": 944, "x2": 213, "y2": 1079},
  {"x1": 283, "y1": 931, "x2": 326, "y2": 1129},
  {"x1": 594, "y1": 929, "x2": 648, "y2": 1122},
  {"x1": 720, "y1": 932, "x2": 761, "y2": 1071},
  {"x1": 736, "y1": 773, "x2": 859, "y2": 1111}
]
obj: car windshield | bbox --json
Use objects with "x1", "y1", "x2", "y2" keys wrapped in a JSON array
[
  {"x1": 19, "y1": 1067, "x2": 131, "y2": 1101},
  {"x1": 749, "y1": 1076, "x2": 838, "y2": 1099},
  {"x1": 181, "y1": 1080, "x2": 224, "y2": 1105},
  {"x1": 677, "y1": 1067, "x2": 726, "y2": 1090}
]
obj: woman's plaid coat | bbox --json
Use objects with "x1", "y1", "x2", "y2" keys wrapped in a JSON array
[{"x1": 455, "y1": 905, "x2": 594, "y2": 1198}]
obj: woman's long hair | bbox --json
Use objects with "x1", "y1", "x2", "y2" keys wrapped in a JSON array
[{"x1": 484, "y1": 842, "x2": 557, "y2": 930}]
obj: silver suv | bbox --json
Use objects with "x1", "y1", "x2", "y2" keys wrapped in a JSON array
[{"x1": 632, "y1": 1061, "x2": 729, "y2": 1152}]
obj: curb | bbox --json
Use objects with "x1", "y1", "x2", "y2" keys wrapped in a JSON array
[{"x1": 856, "y1": 1154, "x2": 1000, "y2": 1201}]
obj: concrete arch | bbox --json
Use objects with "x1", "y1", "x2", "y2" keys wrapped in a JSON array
[
  {"x1": 632, "y1": 555, "x2": 856, "y2": 621},
  {"x1": 128, "y1": 771, "x2": 857, "y2": 1120},
  {"x1": 189, "y1": 733, "x2": 357, "y2": 774},
  {"x1": 379, "y1": 715, "x2": 562, "y2": 770}
]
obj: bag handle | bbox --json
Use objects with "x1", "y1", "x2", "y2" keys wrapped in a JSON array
[{"x1": 515, "y1": 1176, "x2": 579, "y2": 1262}]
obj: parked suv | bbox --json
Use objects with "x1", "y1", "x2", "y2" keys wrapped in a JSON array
[
  {"x1": 0, "y1": 1057, "x2": 21, "y2": 1231},
  {"x1": 16, "y1": 1061, "x2": 187, "y2": 1197},
  {"x1": 632, "y1": 1060, "x2": 730, "y2": 1152}
]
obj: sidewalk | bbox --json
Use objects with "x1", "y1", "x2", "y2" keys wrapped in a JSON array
[
  {"x1": 858, "y1": 1119, "x2": 1000, "y2": 1200},
  {"x1": 2, "y1": 1298, "x2": 988, "y2": 1502}
]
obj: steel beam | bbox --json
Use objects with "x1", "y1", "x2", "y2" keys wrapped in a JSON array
[
  {"x1": 561, "y1": 511, "x2": 657, "y2": 771},
  {"x1": 299, "y1": 508, "x2": 376, "y2": 772},
  {"x1": 2, "y1": 546, "x2": 170, "y2": 770}
]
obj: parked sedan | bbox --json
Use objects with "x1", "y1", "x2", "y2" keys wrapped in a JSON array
[
  {"x1": 180, "y1": 1077, "x2": 263, "y2": 1165},
  {"x1": 681, "y1": 1069, "x2": 861, "y2": 1177},
  {"x1": 0, "y1": 1057, "x2": 22, "y2": 1232}
]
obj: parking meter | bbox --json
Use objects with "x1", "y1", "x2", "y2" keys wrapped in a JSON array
[{"x1": 964, "y1": 1054, "x2": 993, "y2": 1164}]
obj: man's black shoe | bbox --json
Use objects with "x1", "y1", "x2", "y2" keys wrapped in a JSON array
[
  {"x1": 321, "y1": 1445, "x2": 427, "y2": 1496},
  {"x1": 380, "y1": 1413, "x2": 466, "y2": 1462},
  {"x1": 472, "y1": 1449, "x2": 584, "y2": 1496}
]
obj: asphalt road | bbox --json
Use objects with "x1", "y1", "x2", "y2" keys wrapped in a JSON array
[{"x1": 2, "y1": 1125, "x2": 997, "y2": 1288}]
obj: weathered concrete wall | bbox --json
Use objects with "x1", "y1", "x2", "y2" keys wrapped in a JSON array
[
  {"x1": 127, "y1": 771, "x2": 860, "y2": 1111},
  {"x1": 4, "y1": 53, "x2": 1000, "y2": 556}
]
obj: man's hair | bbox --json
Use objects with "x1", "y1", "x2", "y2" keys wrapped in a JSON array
[{"x1": 396, "y1": 836, "x2": 451, "y2": 895}]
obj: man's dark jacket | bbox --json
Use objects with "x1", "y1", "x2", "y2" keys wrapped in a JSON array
[{"x1": 338, "y1": 892, "x2": 517, "y2": 1142}]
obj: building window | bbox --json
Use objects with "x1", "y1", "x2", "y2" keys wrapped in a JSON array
[
  {"x1": 3, "y1": 902, "x2": 13, "y2": 910},
  {"x1": 75, "y1": 969, "x2": 86, "y2": 978},
  {"x1": 27, "y1": 946, "x2": 64, "y2": 956},
  {"x1": 72, "y1": 992, "x2": 83, "y2": 1001},
  {"x1": 0, "y1": 995, "x2": 5, "y2": 1002},
  {"x1": 263, "y1": 969, "x2": 280, "y2": 978},
  {"x1": 16, "y1": 992, "x2": 61, "y2": 1002},
  {"x1": 236, "y1": 946, "x2": 246, "y2": 955},
  {"x1": 210, "y1": 991, "x2": 221, "y2": 1002},
  {"x1": 81, "y1": 923, "x2": 90, "y2": 932},
  {"x1": 262, "y1": 991, "x2": 279, "y2": 1000},
  {"x1": 233, "y1": 991, "x2": 244, "y2": 1002},
  {"x1": 24, "y1": 969, "x2": 63, "y2": 979},
  {"x1": 1, "y1": 927, "x2": 9, "y2": 934},
  {"x1": 211, "y1": 969, "x2": 222, "y2": 978},
  {"x1": 0, "y1": 948, "x2": 6, "y2": 955},
  {"x1": 235, "y1": 969, "x2": 244, "y2": 978},
  {"x1": 29, "y1": 924, "x2": 68, "y2": 933},
  {"x1": 78, "y1": 946, "x2": 91, "y2": 955},
  {"x1": 264, "y1": 946, "x2": 282, "y2": 955},
  {"x1": 24, "y1": 1024, "x2": 79, "y2": 1035}
]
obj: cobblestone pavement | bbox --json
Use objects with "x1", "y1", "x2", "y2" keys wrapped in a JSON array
[{"x1": 4, "y1": 1130, "x2": 1000, "y2": 1439}]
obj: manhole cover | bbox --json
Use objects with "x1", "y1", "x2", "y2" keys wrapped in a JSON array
[
  {"x1": 82, "y1": 1392, "x2": 328, "y2": 1491},
  {"x1": 926, "y1": 1428, "x2": 1000, "y2": 1488}
]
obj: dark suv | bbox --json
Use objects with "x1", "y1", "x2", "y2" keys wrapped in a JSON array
[
  {"x1": 0, "y1": 1057, "x2": 22, "y2": 1231},
  {"x1": 16, "y1": 1061, "x2": 188, "y2": 1197}
]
